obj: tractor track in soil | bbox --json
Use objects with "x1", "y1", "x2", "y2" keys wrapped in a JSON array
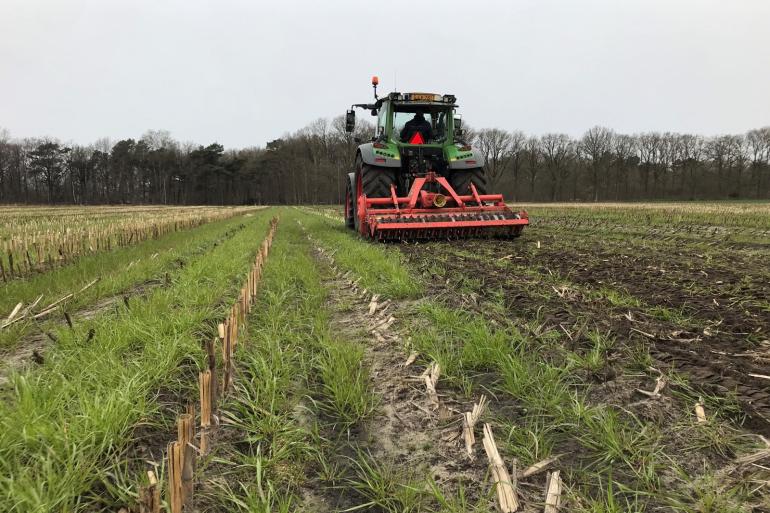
[
  {"x1": 304, "y1": 232, "x2": 493, "y2": 511},
  {"x1": 398, "y1": 239, "x2": 770, "y2": 435}
]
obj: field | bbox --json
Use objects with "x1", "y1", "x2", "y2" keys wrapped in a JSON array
[
  {"x1": 0, "y1": 205, "x2": 260, "y2": 279},
  {"x1": 1, "y1": 202, "x2": 769, "y2": 512}
]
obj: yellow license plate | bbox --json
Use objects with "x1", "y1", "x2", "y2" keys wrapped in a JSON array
[{"x1": 410, "y1": 93, "x2": 437, "y2": 101}]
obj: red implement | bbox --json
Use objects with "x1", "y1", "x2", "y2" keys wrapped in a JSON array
[{"x1": 356, "y1": 172, "x2": 528, "y2": 240}]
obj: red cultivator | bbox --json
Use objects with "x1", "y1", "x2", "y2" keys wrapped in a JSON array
[{"x1": 356, "y1": 172, "x2": 528, "y2": 240}]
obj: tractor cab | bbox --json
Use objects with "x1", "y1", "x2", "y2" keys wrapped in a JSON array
[
  {"x1": 346, "y1": 78, "x2": 462, "y2": 147},
  {"x1": 379, "y1": 93, "x2": 458, "y2": 145}
]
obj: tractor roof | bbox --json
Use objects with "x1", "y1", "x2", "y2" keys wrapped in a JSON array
[{"x1": 386, "y1": 92, "x2": 457, "y2": 107}]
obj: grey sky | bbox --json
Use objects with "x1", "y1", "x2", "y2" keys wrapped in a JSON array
[{"x1": 1, "y1": 0, "x2": 768, "y2": 148}]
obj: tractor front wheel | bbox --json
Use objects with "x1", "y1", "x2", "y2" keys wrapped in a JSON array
[{"x1": 451, "y1": 167, "x2": 488, "y2": 196}]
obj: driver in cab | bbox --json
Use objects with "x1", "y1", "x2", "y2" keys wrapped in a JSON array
[{"x1": 400, "y1": 111, "x2": 433, "y2": 143}]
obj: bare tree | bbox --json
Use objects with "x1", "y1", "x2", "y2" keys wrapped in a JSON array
[
  {"x1": 764, "y1": 128, "x2": 770, "y2": 198},
  {"x1": 580, "y1": 126, "x2": 613, "y2": 201},
  {"x1": 729, "y1": 135, "x2": 747, "y2": 198},
  {"x1": 638, "y1": 133, "x2": 661, "y2": 195},
  {"x1": 654, "y1": 133, "x2": 677, "y2": 197},
  {"x1": 506, "y1": 131, "x2": 526, "y2": 201},
  {"x1": 747, "y1": 127, "x2": 770, "y2": 198},
  {"x1": 523, "y1": 136, "x2": 541, "y2": 200},
  {"x1": 541, "y1": 133, "x2": 573, "y2": 201},
  {"x1": 141, "y1": 129, "x2": 174, "y2": 151},
  {"x1": 300, "y1": 118, "x2": 330, "y2": 203},
  {"x1": 707, "y1": 135, "x2": 737, "y2": 195},
  {"x1": 66, "y1": 145, "x2": 93, "y2": 204},
  {"x1": 476, "y1": 128, "x2": 514, "y2": 190},
  {"x1": 0, "y1": 128, "x2": 10, "y2": 202},
  {"x1": 673, "y1": 134, "x2": 704, "y2": 199},
  {"x1": 611, "y1": 134, "x2": 636, "y2": 200},
  {"x1": 463, "y1": 124, "x2": 478, "y2": 147}
]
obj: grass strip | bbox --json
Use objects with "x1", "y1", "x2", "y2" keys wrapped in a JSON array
[
  {"x1": 0, "y1": 210, "x2": 273, "y2": 513},
  {"x1": 297, "y1": 210, "x2": 422, "y2": 299},
  {"x1": 0, "y1": 214, "x2": 255, "y2": 350},
  {"x1": 201, "y1": 209, "x2": 375, "y2": 511}
]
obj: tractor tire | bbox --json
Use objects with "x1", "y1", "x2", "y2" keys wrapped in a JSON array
[
  {"x1": 361, "y1": 164, "x2": 397, "y2": 198},
  {"x1": 344, "y1": 175, "x2": 355, "y2": 229},
  {"x1": 353, "y1": 155, "x2": 396, "y2": 237},
  {"x1": 451, "y1": 168, "x2": 488, "y2": 196}
]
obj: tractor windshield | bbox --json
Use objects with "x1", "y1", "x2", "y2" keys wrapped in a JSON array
[{"x1": 392, "y1": 106, "x2": 450, "y2": 143}]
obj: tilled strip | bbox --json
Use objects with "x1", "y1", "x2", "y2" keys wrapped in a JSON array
[{"x1": 400, "y1": 244, "x2": 770, "y2": 435}]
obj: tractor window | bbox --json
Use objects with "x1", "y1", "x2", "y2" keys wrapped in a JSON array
[
  {"x1": 392, "y1": 109, "x2": 448, "y2": 142},
  {"x1": 377, "y1": 108, "x2": 388, "y2": 136},
  {"x1": 393, "y1": 112, "x2": 432, "y2": 138},
  {"x1": 436, "y1": 111, "x2": 446, "y2": 135}
]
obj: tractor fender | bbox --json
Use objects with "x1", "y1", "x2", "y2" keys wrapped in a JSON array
[
  {"x1": 357, "y1": 143, "x2": 401, "y2": 168},
  {"x1": 447, "y1": 146, "x2": 486, "y2": 170}
]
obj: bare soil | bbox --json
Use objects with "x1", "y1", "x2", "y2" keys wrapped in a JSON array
[{"x1": 398, "y1": 232, "x2": 770, "y2": 435}]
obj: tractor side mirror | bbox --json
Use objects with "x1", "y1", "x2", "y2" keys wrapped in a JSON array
[{"x1": 345, "y1": 110, "x2": 356, "y2": 133}]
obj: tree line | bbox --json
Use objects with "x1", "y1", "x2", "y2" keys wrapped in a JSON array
[
  {"x1": 475, "y1": 126, "x2": 770, "y2": 202},
  {"x1": 1, "y1": 121, "x2": 769, "y2": 205}
]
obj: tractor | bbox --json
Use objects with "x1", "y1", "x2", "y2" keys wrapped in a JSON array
[{"x1": 344, "y1": 76, "x2": 529, "y2": 240}]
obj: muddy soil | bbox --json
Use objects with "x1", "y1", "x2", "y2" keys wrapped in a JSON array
[
  {"x1": 487, "y1": 229, "x2": 770, "y2": 342},
  {"x1": 398, "y1": 234, "x2": 770, "y2": 435}
]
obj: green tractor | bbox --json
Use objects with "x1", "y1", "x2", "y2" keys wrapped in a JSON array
[{"x1": 344, "y1": 76, "x2": 528, "y2": 240}]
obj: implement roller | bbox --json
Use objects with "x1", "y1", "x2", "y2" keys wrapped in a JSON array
[{"x1": 343, "y1": 77, "x2": 528, "y2": 240}]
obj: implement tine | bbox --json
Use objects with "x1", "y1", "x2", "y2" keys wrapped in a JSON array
[{"x1": 368, "y1": 205, "x2": 528, "y2": 241}]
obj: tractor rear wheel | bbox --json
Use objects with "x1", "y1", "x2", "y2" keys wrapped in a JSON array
[
  {"x1": 451, "y1": 167, "x2": 488, "y2": 196},
  {"x1": 361, "y1": 165, "x2": 397, "y2": 198},
  {"x1": 358, "y1": 155, "x2": 396, "y2": 199},
  {"x1": 353, "y1": 155, "x2": 396, "y2": 237}
]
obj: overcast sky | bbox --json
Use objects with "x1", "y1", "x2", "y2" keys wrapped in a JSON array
[{"x1": 1, "y1": 0, "x2": 768, "y2": 148}]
